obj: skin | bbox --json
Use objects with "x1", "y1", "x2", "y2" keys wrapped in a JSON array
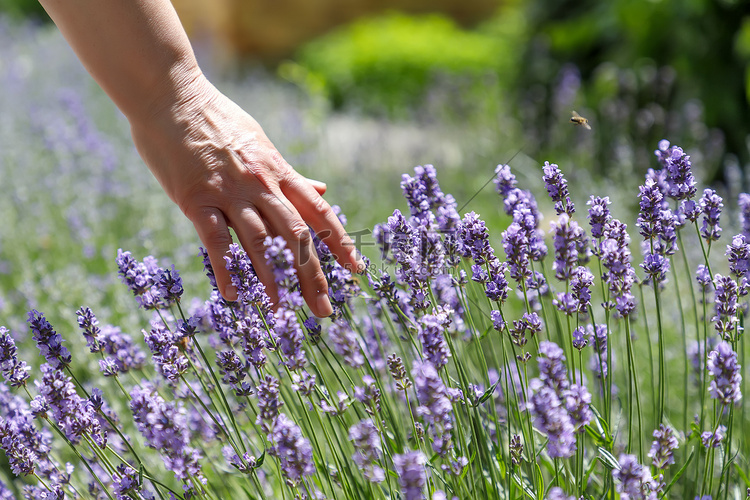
[{"x1": 38, "y1": 0, "x2": 364, "y2": 317}]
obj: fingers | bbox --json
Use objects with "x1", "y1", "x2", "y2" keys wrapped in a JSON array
[
  {"x1": 305, "y1": 178, "x2": 327, "y2": 195},
  {"x1": 283, "y1": 174, "x2": 364, "y2": 273},
  {"x1": 255, "y1": 190, "x2": 333, "y2": 318},
  {"x1": 189, "y1": 207, "x2": 237, "y2": 302}
]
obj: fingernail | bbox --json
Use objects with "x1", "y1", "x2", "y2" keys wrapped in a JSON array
[
  {"x1": 224, "y1": 285, "x2": 238, "y2": 302},
  {"x1": 317, "y1": 292, "x2": 333, "y2": 317},
  {"x1": 306, "y1": 178, "x2": 327, "y2": 189}
]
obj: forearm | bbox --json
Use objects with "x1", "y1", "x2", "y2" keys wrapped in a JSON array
[{"x1": 39, "y1": 0, "x2": 201, "y2": 122}]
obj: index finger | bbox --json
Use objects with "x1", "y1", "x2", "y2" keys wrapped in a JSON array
[{"x1": 282, "y1": 174, "x2": 364, "y2": 273}]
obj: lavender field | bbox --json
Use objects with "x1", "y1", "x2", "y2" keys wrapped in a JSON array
[{"x1": 1, "y1": 15, "x2": 750, "y2": 500}]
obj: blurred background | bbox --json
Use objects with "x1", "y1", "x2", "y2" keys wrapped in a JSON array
[{"x1": 1, "y1": 0, "x2": 750, "y2": 326}]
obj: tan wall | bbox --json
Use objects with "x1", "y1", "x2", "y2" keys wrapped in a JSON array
[{"x1": 173, "y1": 0, "x2": 501, "y2": 60}]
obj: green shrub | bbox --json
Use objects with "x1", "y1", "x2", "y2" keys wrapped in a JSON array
[
  {"x1": 285, "y1": 9, "x2": 524, "y2": 117},
  {"x1": 0, "y1": 0, "x2": 48, "y2": 19}
]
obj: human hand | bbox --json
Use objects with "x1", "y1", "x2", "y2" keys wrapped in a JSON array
[{"x1": 129, "y1": 71, "x2": 363, "y2": 317}]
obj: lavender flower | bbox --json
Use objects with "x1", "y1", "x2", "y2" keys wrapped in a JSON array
[
  {"x1": 699, "y1": 188, "x2": 723, "y2": 243},
  {"x1": 502, "y1": 222, "x2": 532, "y2": 283},
  {"x1": 600, "y1": 219, "x2": 637, "y2": 316},
  {"x1": 267, "y1": 414, "x2": 315, "y2": 485},
  {"x1": 303, "y1": 316, "x2": 322, "y2": 345},
  {"x1": 388, "y1": 354, "x2": 412, "y2": 390},
  {"x1": 115, "y1": 249, "x2": 153, "y2": 296},
  {"x1": 394, "y1": 450, "x2": 427, "y2": 500},
  {"x1": 0, "y1": 327, "x2": 30, "y2": 387},
  {"x1": 542, "y1": 161, "x2": 575, "y2": 215},
  {"x1": 568, "y1": 265, "x2": 595, "y2": 315},
  {"x1": 256, "y1": 375, "x2": 283, "y2": 433},
  {"x1": 510, "y1": 312, "x2": 542, "y2": 347},
  {"x1": 553, "y1": 292, "x2": 577, "y2": 315},
  {"x1": 494, "y1": 164, "x2": 517, "y2": 197},
  {"x1": 0, "y1": 479, "x2": 14, "y2": 500},
  {"x1": 637, "y1": 178, "x2": 664, "y2": 241},
  {"x1": 551, "y1": 214, "x2": 585, "y2": 281},
  {"x1": 264, "y1": 236, "x2": 303, "y2": 309},
  {"x1": 290, "y1": 370, "x2": 317, "y2": 397},
  {"x1": 537, "y1": 341, "x2": 570, "y2": 395},
  {"x1": 418, "y1": 311, "x2": 451, "y2": 369},
  {"x1": 681, "y1": 199, "x2": 701, "y2": 222},
  {"x1": 655, "y1": 141, "x2": 696, "y2": 201},
  {"x1": 712, "y1": 274, "x2": 741, "y2": 339},
  {"x1": 648, "y1": 424, "x2": 679, "y2": 470},
  {"x1": 484, "y1": 258, "x2": 510, "y2": 303},
  {"x1": 143, "y1": 323, "x2": 188, "y2": 383},
  {"x1": 130, "y1": 383, "x2": 204, "y2": 483},
  {"x1": 696, "y1": 264, "x2": 712, "y2": 297},
  {"x1": 215, "y1": 350, "x2": 252, "y2": 397},
  {"x1": 508, "y1": 190, "x2": 548, "y2": 262},
  {"x1": 572, "y1": 327, "x2": 588, "y2": 350},
  {"x1": 510, "y1": 434, "x2": 523, "y2": 465},
  {"x1": 564, "y1": 383, "x2": 593, "y2": 432},
  {"x1": 274, "y1": 308, "x2": 307, "y2": 371},
  {"x1": 701, "y1": 425, "x2": 726, "y2": 448},
  {"x1": 314, "y1": 207, "x2": 364, "y2": 317},
  {"x1": 98, "y1": 325, "x2": 146, "y2": 376},
  {"x1": 386, "y1": 209, "x2": 432, "y2": 309},
  {"x1": 320, "y1": 390, "x2": 350, "y2": 416},
  {"x1": 199, "y1": 246, "x2": 218, "y2": 290},
  {"x1": 28, "y1": 310, "x2": 71, "y2": 369},
  {"x1": 526, "y1": 380, "x2": 576, "y2": 458},
  {"x1": 76, "y1": 306, "x2": 101, "y2": 353},
  {"x1": 412, "y1": 361, "x2": 464, "y2": 470},
  {"x1": 641, "y1": 252, "x2": 670, "y2": 283},
  {"x1": 490, "y1": 310, "x2": 506, "y2": 332},
  {"x1": 359, "y1": 311, "x2": 391, "y2": 372},
  {"x1": 401, "y1": 164, "x2": 460, "y2": 231},
  {"x1": 112, "y1": 463, "x2": 141, "y2": 499},
  {"x1": 0, "y1": 384, "x2": 54, "y2": 480},
  {"x1": 36, "y1": 364, "x2": 104, "y2": 447},
  {"x1": 0, "y1": 418, "x2": 36, "y2": 476},
  {"x1": 459, "y1": 211, "x2": 493, "y2": 264},
  {"x1": 115, "y1": 251, "x2": 172, "y2": 310},
  {"x1": 739, "y1": 193, "x2": 750, "y2": 239},
  {"x1": 354, "y1": 375, "x2": 382, "y2": 415},
  {"x1": 613, "y1": 454, "x2": 656, "y2": 500},
  {"x1": 349, "y1": 419, "x2": 385, "y2": 483},
  {"x1": 707, "y1": 341, "x2": 742, "y2": 406},
  {"x1": 153, "y1": 265, "x2": 183, "y2": 305},
  {"x1": 329, "y1": 320, "x2": 365, "y2": 368},
  {"x1": 234, "y1": 314, "x2": 268, "y2": 369},
  {"x1": 726, "y1": 235, "x2": 750, "y2": 277},
  {"x1": 222, "y1": 446, "x2": 257, "y2": 474},
  {"x1": 588, "y1": 323, "x2": 609, "y2": 381},
  {"x1": 546, "y1": 487, "x2": 576, "y2": 500},
  {"x1": 224, "y1": 243, "x2": 271, "y2": 310},
  {"x1": 587, "y1": 195, "x2": 612, "y2": 240}
]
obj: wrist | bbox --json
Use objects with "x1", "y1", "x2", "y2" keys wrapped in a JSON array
[{"x1": 125, "y1": 59, "x2": 209, "y2": 126}]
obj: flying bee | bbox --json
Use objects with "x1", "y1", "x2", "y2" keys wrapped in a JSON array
[{"x1": 570, "y1": 110, "x2": 591, "y2": 130}]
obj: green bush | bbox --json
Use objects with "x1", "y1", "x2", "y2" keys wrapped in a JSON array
[
  {"x1": 285, "y1": 9, "x2": 524, "y2": 117},
  {"x1": 0, "y1": 0, "x2": 48, "y2": 19},
  {"x1": 517, "y1": 0, "x2": 750, "y2": 180}
]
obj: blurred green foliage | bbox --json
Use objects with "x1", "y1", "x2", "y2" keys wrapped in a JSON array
[
  {"x1": 286, "y1": 0, "x2": 750, "y2": 183},
  {"x1": 0, "y1": 0, "x2": 47, "y2": 19},
  {"x1": 520, "y1": 0, "x2": 750, "y2": 180},
  {"x1": 283, "y1": 7, "x2": 526, "y2": 117}
]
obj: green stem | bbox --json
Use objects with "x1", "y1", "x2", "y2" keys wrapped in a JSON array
[
  {"x1": 653, "y1": 283, "x2": 666, "y2": 427},
  {"x1": 625, "y1": 319, "x2": 644, "y2": 461}
]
